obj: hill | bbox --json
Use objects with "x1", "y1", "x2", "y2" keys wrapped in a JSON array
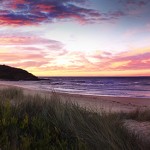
[{"x1": 0, "y1": 65, "x2": 38, "y2": 81}]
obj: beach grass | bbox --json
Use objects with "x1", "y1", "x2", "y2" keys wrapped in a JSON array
[
  {"x1": 124, "y1": 108, "x2": 150, "y2": 122},
  {"x1": 0, "y1": 88, "x2": 148, "y2": 150}
]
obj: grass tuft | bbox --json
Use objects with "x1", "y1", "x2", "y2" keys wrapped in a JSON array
[{"x1": 0, "y1": 88, "x2": 149, "y2": 150}]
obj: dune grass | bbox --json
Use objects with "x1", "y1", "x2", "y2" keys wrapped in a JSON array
[
  {"x1": 122, "y1": 108, "x2": 150, "y2": 122},
  {"x1": 0, "y1": 88, "x2": 148, "y2": 150}
]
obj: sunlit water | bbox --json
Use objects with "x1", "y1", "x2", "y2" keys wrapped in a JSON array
[{"x1": 0, "y1": 77, "x2": 150, "y2": 98}]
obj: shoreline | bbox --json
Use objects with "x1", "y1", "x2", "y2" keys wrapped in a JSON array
[
  {"x1": 0, "y1": 79, "x2": 150, "y2": 99},
  {"x1": 0, "y1": 83, "x2": 150, "y2": 113}
]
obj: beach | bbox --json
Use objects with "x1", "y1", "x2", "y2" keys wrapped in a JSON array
[
  {"x1": 1, "y1": 82, "x2": 150, "y2": 149},
  {"x1": 0, "y1": 83, "x2": 150, "y2": 113}
]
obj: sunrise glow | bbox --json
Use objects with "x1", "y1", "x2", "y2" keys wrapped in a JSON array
[{"x1": 0, "y1": 0, "x2": 150, "y2": 76}]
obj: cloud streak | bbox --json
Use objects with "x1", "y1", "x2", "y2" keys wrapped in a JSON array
[
  {"x1": 0, "y1": 0, "x2": 128, "y2": 25},
  {"x1": 0, "y1": 43, "x2": 150, "y2": 76}
]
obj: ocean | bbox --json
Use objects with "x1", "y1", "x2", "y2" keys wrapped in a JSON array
[{"x1": 0, "y1": 77, "x2": 150, "y2": 98}]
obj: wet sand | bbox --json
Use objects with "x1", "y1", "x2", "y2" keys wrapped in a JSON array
[{"x1": 0, "y1": 83, "x2": 150, "y2": 113}]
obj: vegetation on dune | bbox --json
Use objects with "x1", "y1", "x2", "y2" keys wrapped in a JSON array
[
  {"x1": 122, "y1": 108, "x2": 150, "y2": 122},
  {"x1": 0, "y1": 88, "x2": 149, "y2": 150}
]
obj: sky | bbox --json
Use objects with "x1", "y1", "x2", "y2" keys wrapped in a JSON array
[{"x1": 0, "y1": 0, "x2": 150, "y2": 76}]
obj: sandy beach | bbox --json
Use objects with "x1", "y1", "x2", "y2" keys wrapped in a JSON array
[
  {"x1": 0, "y1": 83, "x2": 150, "y2": 113},
  {"x1": 1, "y1": 82, "x2": 150, "y2": 148}
]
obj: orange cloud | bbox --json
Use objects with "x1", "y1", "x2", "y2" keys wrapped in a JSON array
[
  {"x1": 0, "y1": 41, "x2": 150, "y2": 76},
  {"x1": 110, "y1": 60, "x2": 131, "y2": 68}
]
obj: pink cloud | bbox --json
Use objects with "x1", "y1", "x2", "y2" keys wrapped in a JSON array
[
  {"x1": 64, "y1": 49, "x2": 150, "y2": 72},
  {"x1": 0, "y1": 35, "x2": 62, "y2": 46},
  {"x1": 110, "y1": 52, "x2": 150, "y2": 70},
  {"x1": 0, "y1": 34, "x2": 69, "y2": 70}
]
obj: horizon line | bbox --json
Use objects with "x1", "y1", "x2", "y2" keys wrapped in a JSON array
[{"x1": 38, "y1": 75, "x2": 150, "y2": 78}]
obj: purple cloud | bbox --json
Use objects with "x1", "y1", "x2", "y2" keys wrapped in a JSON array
[
  {"x1": 0, "y1": 0, "x2": 98, "y2": 25},
  {"x1": 0, "y1": 0, "x2": 129, "y2": 25}
]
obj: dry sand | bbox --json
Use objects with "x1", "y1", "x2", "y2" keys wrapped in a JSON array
[{"x1": 0, "y1": 83, "x2": 150, "y2": 113}]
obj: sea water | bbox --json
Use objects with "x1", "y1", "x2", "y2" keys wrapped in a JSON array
[{"x1": 0, "y1": 77, "x2": 150, "y2": 98}]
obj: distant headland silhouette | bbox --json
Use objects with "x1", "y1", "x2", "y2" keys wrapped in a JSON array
[{"x1": 0, "y1": 65, "x2": 38, "y2": 81}]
